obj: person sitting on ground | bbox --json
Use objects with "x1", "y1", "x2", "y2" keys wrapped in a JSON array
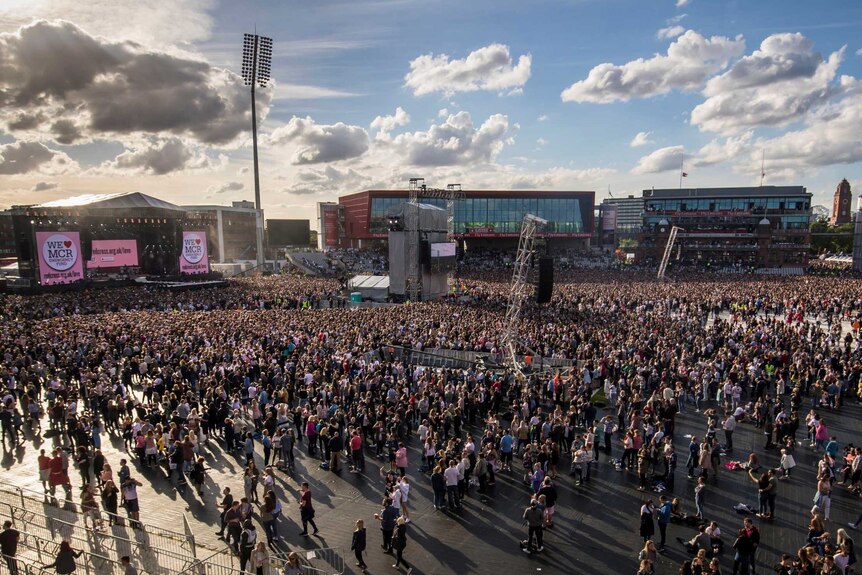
[{"x1": 677, "y1": 524, "x2": 712, "y2": 556}]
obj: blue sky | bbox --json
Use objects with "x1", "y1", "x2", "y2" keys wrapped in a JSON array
[{"x1": 0, "y1": 0, "x2": 860, "y2": 224}]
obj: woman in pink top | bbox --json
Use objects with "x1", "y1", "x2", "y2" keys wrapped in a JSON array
[
  {"x1": 395, "y1": 446, "x2": 408, "y2": 477},
  {"x1": 305, "y1": 416, "x2": 318, "y2": 457},
  {"x1": 814, "y1": 420, "x2": 829, "y2": 451}
]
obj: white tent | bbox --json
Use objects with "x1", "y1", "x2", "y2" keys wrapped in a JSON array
[{"x1": 348, "y1": 274, "x2": 390, "y2": 301}]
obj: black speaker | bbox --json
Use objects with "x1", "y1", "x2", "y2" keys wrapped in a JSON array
[
  {"x1": 420, "y1": 240, "x2": 431, "y2": 267},
  {"x1": 17, "y1": 233, "x2": 31, "y2": 260},
  {"x1": 80, "y1": 228, "x2": 92, "y2": 261},
  {"x1": 536, "y1": 256, "x2": 553, "y2": 303}
]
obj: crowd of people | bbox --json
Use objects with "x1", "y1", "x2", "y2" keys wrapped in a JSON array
[{"x1": 1, "y1": 262, "x2": 862, "y2": 574}]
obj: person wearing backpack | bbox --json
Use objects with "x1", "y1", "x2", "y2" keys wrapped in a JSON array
[{"x1": 239, "y1": 520, "x2": 257, "y2": 573}]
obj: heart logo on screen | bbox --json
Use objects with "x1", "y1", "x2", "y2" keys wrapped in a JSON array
[
  {"x1": 63, "y1": 241, "x2": 72, "y2": 248},
  {"x1": 195, "y1": 239, "x2": 201, "y2": 245}
]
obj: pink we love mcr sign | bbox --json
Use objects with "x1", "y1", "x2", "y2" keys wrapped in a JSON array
[
  {"x1": 179, "y1": 231, "x2": 209, "y2": 274},
  {"x1": 36, "y1": 231, "x2": 84, "y2": 285}
]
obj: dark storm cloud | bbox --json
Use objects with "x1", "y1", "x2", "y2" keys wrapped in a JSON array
[
  {"x1": 0, "y1": 141, "x2": 60, "y2": 174},
  {"x1": 0, "y1": 21, "x2": 263, "y2": 147}
]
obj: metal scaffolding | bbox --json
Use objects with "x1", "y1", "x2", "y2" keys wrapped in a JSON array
[
  {"x1": 502, "y1": 214, "x2": 547, "y2": 375},
  {"x1": 657, "y1": 226, "x2": 682, "y2": 280},
  {"x1": 406, "y1": 178, "x2": 466, "y2": 299}
]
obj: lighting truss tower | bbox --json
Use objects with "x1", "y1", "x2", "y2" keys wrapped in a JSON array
[
  {"x1": 242, "y1": 32, "x2": 273, "y2": 267},
  {"x1": 657, "y1": 226, "x2": 682, "y2": 280},
  {"x1": 502, "y1": 214, "x2": 547, "y2": 376}
]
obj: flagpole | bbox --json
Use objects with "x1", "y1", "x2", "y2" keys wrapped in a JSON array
[
  {"x1": 679, "y1": 150, "x2": 684, "y2": 189},
  {"x1": 760, "y1": 149, "x2": 765, "y2": 187}
]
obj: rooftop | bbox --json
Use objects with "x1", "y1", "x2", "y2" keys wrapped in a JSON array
[
  {"x1": 644, "y1": 186, "x2": 808, "y2": 199},
  {"x1": 34, "y1": 192, "x2": 184, "y2": 211}
]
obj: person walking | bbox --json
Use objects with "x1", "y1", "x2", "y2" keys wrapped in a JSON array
[
  {"x1": 224, "y1": 501, "x2": 243, "y2": 553},
  {"x1": 522, "y1": 498, "x2": 545, "y2": 554},
  {"x1": 283, "y1": 552, "x2": 303, "y2": 575},
  {"x1": 391, "y1": 516, "x2": 412, "y2": 573},
  {"x1": 120, "y1": 556, "x2": 139, "y2": 575},
  {"x1": 260, "y1": 490, "x2": 280, "y2": 545},
  {"x1": 239, "y1": 520, "x2": 258, "y2": 573},
  {"x1": 250, "y1": 540, "x2": 269, "y2": 575},
  {"x1": 731, "y1": 517, "x2": 759, "y2": 575},
  {"x1": 42, "y1": 540, "x2": 83, "y2": 575},
  {"x1": 374, "y1": 497, "x2": 399, "y2": 553},
  {"x1": 216, "y1": 487, "x2": 234, "y2": 538},
  {"x1": 298, "y1": 482, "x2": 319, "y2": 536},
  {"x1": 121, "y1": 476, "x2": 143, "y2": 529},
  {"x1": 351, "y1": 519, "x2": 368, "y2": 571},
  {"x1": 190, "y1": 456, "x2": 207, "y2": 497},
  {"x1": 0, "y1": 520, "x2": 20, "y2": 575}
]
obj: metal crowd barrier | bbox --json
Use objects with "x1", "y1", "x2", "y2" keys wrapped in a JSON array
[
  {"x1": 1, "y1": 485, "x2": 195, "y2": 557},
  {"x1": 3, "y1": 502, "x2": 204, "y2": 575},
  {"x1": 267, "y1": 547, "x2": 345, "y2": 575},
  {"x1": 12, "y1": 528, "x2": 129, "y2": 575}
]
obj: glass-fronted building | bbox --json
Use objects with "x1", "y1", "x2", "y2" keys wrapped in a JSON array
[
  {"x1": 335, "y1": 190, "x2": 594, "y2": 248},
  {"x1": 639, "y1": 186, "x2": 812, "y2": 269}
]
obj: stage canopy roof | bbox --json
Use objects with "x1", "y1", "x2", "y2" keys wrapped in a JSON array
[{"x1": 34, "y1": 192, "x2": 184, "y2": 212}]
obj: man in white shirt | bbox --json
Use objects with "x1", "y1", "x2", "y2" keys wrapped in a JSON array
[
  {"x1": 443, "y1": 460, "x2": 461, "y2": 510},
  {"x1": 723, "y1": 415, "x2": 736, "y2": 452}
]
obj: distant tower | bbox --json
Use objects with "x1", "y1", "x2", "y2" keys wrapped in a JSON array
[{"x1": 831, "y1": 178, "x2": 852, "y2": 225}]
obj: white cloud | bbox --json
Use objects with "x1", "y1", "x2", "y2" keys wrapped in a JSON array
[
  {"x1": 0, "y1": 0, "x2": 215, "y2": 48},
  {"x1": 390, "y1": 111, "x2": 512, "y2": 166},
  {"x1": 0, "y1": 21, "x2": 267, "y2": 148},
  {"x1": 657, "y1": 25, "x2": 685, "y2": 40},
  {"x1": 676, "y1": 0, "x2": 691, "y2": 6},
  {"x1": 0, "y1": 141, "x2": 78, "y2": 175},
  {"x1": 749, "y1": 89, "x2": 862, "y2": 171},
  {"x1": 536, "y1": 138, "x2": 548, "y2": 146},
  {"x1": 692, "y1": 132, "x2": 754, "y2": 167},
  {"x1": 857, "y1": 48, "x2": 862, "y2": 56},
  {"x1": 508, "y1": 166, "x2": 616, "y2": 189},
  {"x1": 537, "y1": 115, "x2": 549, "y2": 122},
  {"x1": 438, "y1": 108, "x2": 449, "y2": 118},
  {"x1": 370, "y1": 107, "x2": 411, "y2": 141},
  {"x1": 208, "y1": 181, "x2": 244, "y2": 195},
  {"x1": 691, "y1": 33, "x2": 847, "y2": 134},
  {"x1": 630, "y1": 131, "x2": 654, "y2": 147},
  {"x1": 279, "y1": 166, "x2": 374, "y2": 196},
  {"x1": 405, "y1": 44, "x2": 532, "y2": 97},
  {"x1": 102, "y1": 138, "x2": 223, "y2": 175},
  {"x1": 237, "y1": 166, "x2": 249, "y2": 176},
  {"x1": 268, "y1": 116, "x2": 370, "y2": 165},
  {"x1": 632, "y1": 145, "x2": 684, "y2": 174},
  {"x1": 274, "y1": 84, "x2": 361, "y2": 100},
  {"x1": 561, "y1": 31, "x2": 745, "y2": 103}
]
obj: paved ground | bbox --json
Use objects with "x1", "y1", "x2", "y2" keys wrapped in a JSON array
[{"x1": 2, "y1": 387, "x2": 861, "y2": 575}]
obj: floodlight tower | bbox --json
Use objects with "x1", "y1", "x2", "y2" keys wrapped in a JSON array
[{"x1": 242, "y1": 32, "x2": 273, "y2": 267}]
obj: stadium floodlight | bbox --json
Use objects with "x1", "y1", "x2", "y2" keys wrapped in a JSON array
[{"x1": 241, "y1": 32, "x2": 273, "y2": 267}]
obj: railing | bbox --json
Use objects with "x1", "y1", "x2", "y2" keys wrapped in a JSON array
[
  {"x1": 267, "y1": 547, "x2": 345, "y2": 575},
  {"x1": 3, "y1": 502, "x2": 202, "y2": 575},
  {"x1": 0, "y1": 485, "x2": 195, "y2": 558},
  {"x1": 13, "y1": 529, "x2": 129, "y2": 575},
  {"x1": 174, "y1": 547, "x2": 245, "y2": 575}
]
